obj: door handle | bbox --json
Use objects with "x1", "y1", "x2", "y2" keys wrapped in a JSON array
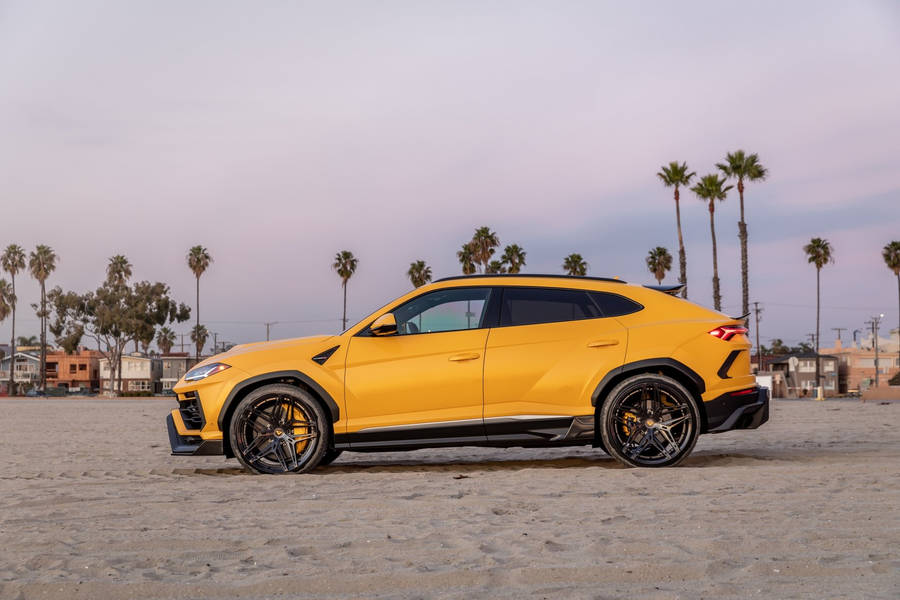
[
  {"x1": 448, "y1": 352, "x2": 480, "y2": 362},
  {"x1": 588, "y1": 339, "x2": 620, "y2": 348}
]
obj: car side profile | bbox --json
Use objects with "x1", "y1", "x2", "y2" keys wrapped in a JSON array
[{"x1": 167, "y1": 274, "x2": 768, "y2": 474}]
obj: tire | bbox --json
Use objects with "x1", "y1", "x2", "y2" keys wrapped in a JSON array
[
  {"x1": 599, "y1": 373, "x2": 700, "y2": 468},
  {"x1": 230, "y1": 384, "x2": 330, "y2": 474},
  {"x1": 319, "y1": 448, "x2": 343, "y2": 467}
]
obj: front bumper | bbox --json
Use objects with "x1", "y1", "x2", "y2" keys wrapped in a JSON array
[
  {"x1": 705, "y1": 386, "x2": 769, "y2": 433},
  {"x1": 166, "y1": 412, "x2": 223, "y2": 456}
]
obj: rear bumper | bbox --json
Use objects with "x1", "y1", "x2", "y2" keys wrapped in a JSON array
[
  {"x1": 166, "y1": 413, "x2": 223, "y2": 456},
  {"x1": 705, "y1": 386, "x2": 769, "y2": 433}
]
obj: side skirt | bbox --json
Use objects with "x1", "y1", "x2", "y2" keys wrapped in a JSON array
[{"x1": 334, "y1": 415, "x2": 595, "y2": 451}]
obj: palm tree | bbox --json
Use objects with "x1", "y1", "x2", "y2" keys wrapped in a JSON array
[
  {"x1": 190, "y1": 324, "x2": 209, "y2": 357},
  {"x1": 501, "y1": 244, "x2": 526, "y2": 274},
  {"x1": 157, "y1": 327, "x2": 176, "y2": 355},
  {"x1": 691, "y1": 174, "x2": 732, "y2": 311},
  {"x1": 563, "y1": 253, "x2": 588, "y2": 276},
  {"x1": 0, "y1": 280, "x2": 12, "y2": 335},
  {"x1": 882, "y1": 241, "x2": 900, "y2": 367},
  {"x1": 186, "y1": 246, "x2": 212, "y2": 359},
  {"x1": 657, "y1": 162, "x2": 695, "y2": 299},
  {"x1": 333, "y1": 250, "x2": 358, "y2": 331},
  {"x1": 717, "y1": 150, "x2": 768, "y2": 317},
  {"x1": 457, "y1": 243, "x2": 476, "y2": 275},
  {"x1": 17, "y1": 335, "x2": 38, "y2": 347},
  {"x1": 28, "y1": 245, "x2": 57, "y2": 391},
  {"x1": 470, "y1": 227, "x2": 500, "y2": 273},
  {"x1": 646, "y1": 247, "x2": 673, "y2": 284},
  {"x1": 407, "y1": 260, "x2": 432, "y2": 288},
  {"x1": 106, "y1": 254, "x2": 132, "y2": 285},
  {"x1": 804, "y1": 237, "x2": 834, "y2": 392},
  {"x1": 1, "y1": 244, "x2": 26, "y2": 393},
  {"x1": 486, "y1": 260, "x2": 506, "y2": 274}
]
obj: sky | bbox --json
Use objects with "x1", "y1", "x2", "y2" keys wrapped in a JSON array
[{"x1": 1, "y1": 0, "x2": 899, "y2": 352}]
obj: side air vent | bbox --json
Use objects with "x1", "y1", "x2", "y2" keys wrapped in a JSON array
[{"x1": 311, "y1": 345, "x2": 340, "y2": 365}]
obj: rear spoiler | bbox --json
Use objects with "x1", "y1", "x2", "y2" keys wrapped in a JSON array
[
  {"x1": 731, "y1": 312, "x2": 751, "y2": 324},
  {"x1": 643, "y1": 284, "x2": 684, "y2": 296}
]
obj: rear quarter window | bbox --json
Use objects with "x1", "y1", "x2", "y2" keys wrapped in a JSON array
[
  {"x1": 589, "y1": 291, "x2": 643, "y2": 317},
  {"x1": 500, "y1": 287, "x2": 601, "y2": 327}
]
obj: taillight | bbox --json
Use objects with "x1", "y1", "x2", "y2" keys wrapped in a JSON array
[{"x1": 708, "y1": 325, "x2": 748, "y2": 341}]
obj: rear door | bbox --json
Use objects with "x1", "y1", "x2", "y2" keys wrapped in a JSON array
[{"x1": 483, "y1": 287, "x2": 628, "y2": 440}]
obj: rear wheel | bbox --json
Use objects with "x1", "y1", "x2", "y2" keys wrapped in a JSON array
[
  {"x1": 600, "y1": 373, "x2": 699, "y2": 468},
  {"x1": 230, "y1": 384, "x2": 329, "y2": 474}
]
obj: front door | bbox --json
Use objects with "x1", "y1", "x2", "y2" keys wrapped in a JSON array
[{"x1": 344, "y1": 287, "x2": 494, "y2": 447}]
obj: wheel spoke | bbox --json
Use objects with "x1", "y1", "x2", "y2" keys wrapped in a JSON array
[
  {"x1": 659, "y1": 414, "x2": 689, "y2": 428},
  {"x1": 657, "y1": 426, "x2": 681, "y2": 454},
  {"x1": 245, "y1": 438, "x2": 278, "y2": 465},
  {"x1": 625, "y1": 431, "x2": 652, "y2": 459},
  {"x1": 648, "y1": 432, "x2": 673, "y2": 459}
]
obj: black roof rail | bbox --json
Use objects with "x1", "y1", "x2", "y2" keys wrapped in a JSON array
[{"x1": 434, "y1": 273, "x2": 627, "y2": 284}]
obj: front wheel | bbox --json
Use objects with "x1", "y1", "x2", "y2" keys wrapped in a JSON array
[
  {"x1": 599, "y1": 373, "x2": 700, "y2": 468},
  {"x1": 230, "y1": 384, "x2": 330, "y2": 474}
]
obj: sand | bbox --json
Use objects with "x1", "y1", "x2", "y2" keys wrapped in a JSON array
[{"x1": 0, "y1": 397, "x2": 897, "y2": 599}]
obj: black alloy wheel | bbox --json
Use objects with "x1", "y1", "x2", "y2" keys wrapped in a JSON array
[
  {"x1": 230, "y1": 384, "x2": 329, "y2": 474},
  {"x1": 600, "y1": 373, "x2": 700, "y2": 468}
]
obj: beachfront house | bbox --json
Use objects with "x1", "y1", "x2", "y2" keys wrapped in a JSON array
[
  {"x1": 0, "y1": 352, "x2": 41, "y2": 395},
  {"x1": 160, "y1": 353, "x2": 197, "y2": 393},
  {"x1": 99, "y1": 353, "x2": 163, "y2": 394},
  {"x1": 45, "y1": 349, "x2": 102, "y2": 393},
  {"x1": 768, "y1": 353, "x2": 839, "y2": 397}
]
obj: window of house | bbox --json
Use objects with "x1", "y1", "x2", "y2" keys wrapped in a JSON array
[
  {"x1": 69, "y1": 364, "x2": 77, "y2": 374},
  {"x1": 500, "y1": 287, "x2": 601, "y2": 327},
  {"x1": 79, "y1": 364, "x2": 86, "y2": 371}
]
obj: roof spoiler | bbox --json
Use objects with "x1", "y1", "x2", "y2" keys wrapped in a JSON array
[
  {"x1": 731, "y1": 312, "x2": 751, "y2": 324},
  {"x1": 643, "y1": 284, "x2": 685, "y2": 296}
]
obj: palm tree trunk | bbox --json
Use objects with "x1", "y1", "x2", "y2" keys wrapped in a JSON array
[
  {"x1": 675, "y1": 187, "x2": 687, "y2": 299},
  {"x1": 896, "y1": 273, "x2": 899, "y2": 367},
  {"x1": 8, "y1": 274, "x2": 15, "y2": 394},
  {"x1": 195, "y1": 276, "x2": 200, "y2": 360},
  {"x1": 738, "y1": 180, "x2": 749, "y2": 317},
  {"x1": 40, "y1": 282, "x2": 46, "y2": 391},
  {"x1": 342, "y1": 281, "x2": 348, "y2": 331},
  {"x1": 709, "y1": 203, "x2": 721, "y2": 311},
  {"x1": 815, "y1": 267, "x2": 821, "y2": 389}
]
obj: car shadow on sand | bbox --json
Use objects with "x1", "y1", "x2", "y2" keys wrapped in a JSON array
[{"x1": 179, "y1": 448, "x2": 801, "y2": 477}]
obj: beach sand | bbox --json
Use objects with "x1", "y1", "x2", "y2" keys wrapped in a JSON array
[{"x1": 0, "y1": 397, "x2": 897, "y2": 599}]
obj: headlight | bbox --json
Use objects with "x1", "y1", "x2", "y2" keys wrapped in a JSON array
[{"x1": 184, "y1": 362, "x2": 231, "y2": 382}]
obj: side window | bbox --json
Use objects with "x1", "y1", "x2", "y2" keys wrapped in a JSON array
[
  {"x1": 393, "y1": 287, "x2": 492, "y2": 335},
  {"x1": 589, "y1": 292, "x2": 643, "y2": 317},
  {"x1": 500, "y1": 287, "x2": 601, "y2": 327}
]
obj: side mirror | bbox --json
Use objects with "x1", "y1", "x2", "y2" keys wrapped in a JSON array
[{"x1": 369, "y1": 313, "x2": 398, "y2": 336}]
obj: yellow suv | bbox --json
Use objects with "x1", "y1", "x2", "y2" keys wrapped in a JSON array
[{"x1": 167, "y1": 275, "x2": 768, "y2": 473}]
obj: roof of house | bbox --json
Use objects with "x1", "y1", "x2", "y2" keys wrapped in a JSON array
[{"x1": 768, "y1": 352, "x2": 838, "y2": 363}]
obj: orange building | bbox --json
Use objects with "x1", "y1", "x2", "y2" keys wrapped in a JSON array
[{"x1": 45, "y1": 349, "x2": 102, "y2": 392}]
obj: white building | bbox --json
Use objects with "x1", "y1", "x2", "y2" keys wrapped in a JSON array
[
  {"x1": 0, "y1": 352, "x2": 41, "y2": 394},
  {"x1": 99, "y1": 353, "x2": 162, "y2": 394}
]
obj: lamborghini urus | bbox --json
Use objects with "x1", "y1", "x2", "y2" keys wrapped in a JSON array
[{"x1": 167, "y1": 274, "x2": 768, "y2": 473}]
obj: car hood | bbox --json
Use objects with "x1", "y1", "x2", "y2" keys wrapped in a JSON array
[{"x1": 194, "y1": 335, "x2": 337, "y2": 368}]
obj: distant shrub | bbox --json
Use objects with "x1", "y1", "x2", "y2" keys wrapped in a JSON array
[{"x1": 890, "y1": 371, "x2": 900, "y2": 386}]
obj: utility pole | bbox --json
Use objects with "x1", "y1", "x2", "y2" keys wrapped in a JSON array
[
  {"x1": 213, "y1": 332, "x2": 218, "y2": 354},
  {"x1": 265, "y1": 322, "x2": 278, "y2": 342},
  {"x1": 752, "y1": 302, "x2": 763, "y2": 372},
  {"x1": 867, "y1": 315, "x2": 884, "y2": 389},
  {"x1": 831, "y1": 327, "x2": 845, "y2": 345},
  {"x1": 853, "y1": 329, "x2": 861, "y2": 348},
  {"x1": 179, "y1": 333, "x2": 186, "y2": 353}
]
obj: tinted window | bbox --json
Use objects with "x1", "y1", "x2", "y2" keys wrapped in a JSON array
[
  {"x1": 393, "y1": 287, "x2": 492, "y2": 335},
  {"x1": 500, "y1": 287, "x2": 601, "y2": 327},
  {"x1": 589, "y1": 292, "x2": 643, "y2": 317}
]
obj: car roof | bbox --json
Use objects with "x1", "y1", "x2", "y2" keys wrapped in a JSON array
[{"x1": 434, "y1": 274, "x2": 627, "y2": 284}]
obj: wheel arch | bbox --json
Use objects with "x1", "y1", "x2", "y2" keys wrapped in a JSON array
[
  {"x1": 218, "y1": 370, "x2": 339, "y2": 458},
  {"x1": 591, "y1": 358, "x2": 709, "y2": 435}
]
